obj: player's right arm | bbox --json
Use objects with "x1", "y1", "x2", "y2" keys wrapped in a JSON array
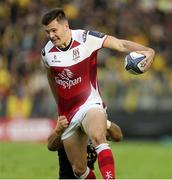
[
  {"x1": 48, "y1": 116, "x2": 69, "y2": 151},
  {"x1": 103, "y1": 35, "x2": 155, "y2": 72}
]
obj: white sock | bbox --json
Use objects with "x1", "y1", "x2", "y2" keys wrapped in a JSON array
[
  {"x1": 95, "y1": 143, "x2": 110, "y2": 154},
  {"x1": 78, "y1": 166, "x2": 89, "y2": 179}
]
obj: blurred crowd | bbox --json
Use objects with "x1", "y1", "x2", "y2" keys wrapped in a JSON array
[{"x1": 0, "y1": 0, "x2": 172, "y2": 119}]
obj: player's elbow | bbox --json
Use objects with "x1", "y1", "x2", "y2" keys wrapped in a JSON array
[
  {"x1": 47, "y1": 143, "x2": 57, "y2": 151},
  {"x1": 48, "y1": 141, "x2": 63, "y2": 151},
  {"x1": 114, "y1": 126, "x2": 123, "y2": 142},
  {"x1": 107, "y1": 123, "x2": 123, "y2": 142},
  {"x1": 113, "y1": 126, "x2": 123, "y2": 142}
]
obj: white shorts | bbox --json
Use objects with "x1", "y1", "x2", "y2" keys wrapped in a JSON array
[{"x1": 61, "y1": 102, "x2": 107, "y2": 140}]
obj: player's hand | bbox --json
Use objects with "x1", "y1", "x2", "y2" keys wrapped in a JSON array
[
  {"x1": 55, "y1": 116, "x2": 69, "y2": 133},
  {"x1": 135, "y1": 49, "x2": 155, "y2": 72}
]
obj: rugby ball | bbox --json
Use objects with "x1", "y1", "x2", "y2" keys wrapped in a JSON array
[{"x1": 125, "y1": 52, "x2": 145, "y2": 75}]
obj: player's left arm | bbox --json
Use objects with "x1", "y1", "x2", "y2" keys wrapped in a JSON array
[
  {"x1": 48, "y1": 116, "x2": 69, "y2": 151},
  {"x1": 48, "y1": 130, "x2": 63, "y2": 151},
  {"x1": 106, "y1": 120, "x2": 123, "y2": 142},
  {"x1": 103, "y1": 35, "x2": 155, "y2": 72}
]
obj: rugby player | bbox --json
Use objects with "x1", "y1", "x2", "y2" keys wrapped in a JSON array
[{"x1": 41, "y1": 8, "x2": 155, "y2": 179}]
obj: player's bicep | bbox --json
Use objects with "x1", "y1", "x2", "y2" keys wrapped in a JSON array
[{"x1": 103, "y1": 35, "x2": 125, "y2": 52}]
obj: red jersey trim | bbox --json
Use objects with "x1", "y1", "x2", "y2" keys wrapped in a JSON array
[
  {"x1": 49, "y1": 46, "x2": 60, "y2": 53},
  {"x1": 70, "y1": 40, "x2": 80, "y2": 50}
]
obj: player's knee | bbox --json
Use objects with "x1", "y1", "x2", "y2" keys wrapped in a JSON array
[
  {"x1": 91, "y1": 132, "x2": 106, "y2": 147},
  {"x1": 72, "y1": 164, "x2": 86, "y2": 177}
]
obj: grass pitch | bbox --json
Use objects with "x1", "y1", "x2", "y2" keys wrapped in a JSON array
[{"x1": 0, "y1": 140, "x2": 172, "y2": 179}]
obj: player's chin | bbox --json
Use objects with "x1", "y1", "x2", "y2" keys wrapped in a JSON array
[
  {"x1": 52, "y1": 39, "x2": 60, "y2": 46},
  {"x1": 53, "y1": 41, "x2": 59, "y2": 46}
]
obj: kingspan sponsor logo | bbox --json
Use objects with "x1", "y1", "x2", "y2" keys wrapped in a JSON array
[{"x1": 55, "y1": 69, "x2": 82, "y2": 89}]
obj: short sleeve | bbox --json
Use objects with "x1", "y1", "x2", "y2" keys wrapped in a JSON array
[
  {"x1": 85, "y1": 30, "x2": 107, "y2": 51},
  {"x1": 41, "y1": 48, "x2": 50, "y2": 69}
]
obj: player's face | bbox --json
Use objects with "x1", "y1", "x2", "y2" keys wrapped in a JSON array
[{"x1": 44, "y1": 19, "x2": 69, "y2": 48}]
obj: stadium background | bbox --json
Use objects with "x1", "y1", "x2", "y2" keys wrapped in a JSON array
[{"x1": 0, "y1": 0, "x2": 172, "y2": 179}]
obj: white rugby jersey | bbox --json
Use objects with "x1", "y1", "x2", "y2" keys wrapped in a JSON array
[{"x1": 41, "y1": 29, "x2": 107, "y2": 122}]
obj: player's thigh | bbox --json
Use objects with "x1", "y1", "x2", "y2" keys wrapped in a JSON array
[
  {"x1": 82, "y1": 108, "x2": 107, "y2": 139},
  {"x1": 63, "y1": 128, "x2": 88, "y2": 168}
]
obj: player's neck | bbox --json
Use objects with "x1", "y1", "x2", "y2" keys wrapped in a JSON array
[{"x1": 58, "y1": 38, "x2": 72, "y2": 51}]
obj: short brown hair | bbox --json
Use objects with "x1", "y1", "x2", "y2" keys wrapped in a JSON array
[{"x1": 41, "y1": 8, "x2": 67, "y2": 25}]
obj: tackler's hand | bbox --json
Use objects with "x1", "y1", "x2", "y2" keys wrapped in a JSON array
[{"x1": 55, "y1": 116, "x2": 69, "y2": 133}]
